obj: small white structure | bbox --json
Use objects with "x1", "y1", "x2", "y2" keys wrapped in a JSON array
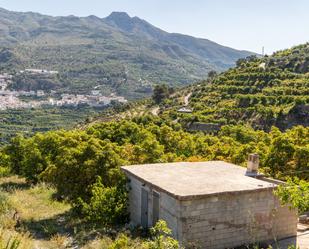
[
  {"x1": 36, "y1": 90, "x2": 45, "y2": 97},
  {"x1": 177, "y1": 107, "x2": 193, "y2": 113},
  {"x1": 259, "y1": 62, "x2": 266, "y2": 70},
  {"x1": 91, "y1": 90, "x2": 101, "y2": 96}
]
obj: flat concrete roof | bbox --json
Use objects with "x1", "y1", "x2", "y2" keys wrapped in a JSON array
[{"x1": 121, "y1": 161, "x2": 277, "y2": 200}]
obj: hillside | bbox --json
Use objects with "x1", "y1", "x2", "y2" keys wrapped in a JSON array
[
  {"x1": 0, "y1": 106, "x2": 103, "y2": 144},
  {"x1": 0, "y1": 44, "x2": 308, "y2": 249},
  {"x1": 0, "y1": 120, "x2": 308, "y2": 248},
  {"x1": 0, "y1": 8, "x2": 253, "y2": 99},
  {"x1": 0, "y1": 44, "x2": 307, "y2": 143},
  {"x1": 157, "y1": 43, "x2": 309, "y2": 131}
]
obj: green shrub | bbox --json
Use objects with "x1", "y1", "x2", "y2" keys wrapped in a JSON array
[
  {"x1": 143, "y1": 220, "x2": 180, "y2": 249},
  {"x1": 107, "y1": 220, "x2": 180, "y2": 249},
  {"x1": 275, "y1": 178, "x2": 309, "y2": 213},
  {"x1": 0, "y1": 167, "x2": 10, "y2": 177},
  {"x1": 108, "y1": 234, "x2": 130, "y2": 249},
  {"x1": 78, "y1": 176, "x2": 128, "y2": 225}
]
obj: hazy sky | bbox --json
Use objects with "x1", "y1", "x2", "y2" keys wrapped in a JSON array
[{"x1": 0, "y1": 0, "x2": 308, "y2": 54}]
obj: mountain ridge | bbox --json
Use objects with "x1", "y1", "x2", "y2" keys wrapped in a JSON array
[{"x1": 0, "y1": 8, "x2": 255, "y2": 98}]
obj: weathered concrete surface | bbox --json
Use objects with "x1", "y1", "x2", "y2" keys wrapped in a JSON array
[
  {"x1": 180, "y1": 190, "x2": 297, "y2": 249},
  {"x1": 122, "y1": 161, "x2": 298, "y2": 249},
  {"x1": 122, "y1": 161, "x2": 276, "y2": 200},
  {"x1": 126, "y1": 175, "x2": 182, "y2": 239}
]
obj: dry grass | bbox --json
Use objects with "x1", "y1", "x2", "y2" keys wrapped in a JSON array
[
  {"x1": 81, "y1": 236, "x2": 113, "y2": 249},
  {"x1": 0, "y1": 176, "x2": 71, "y2": 249},
  {"x1": 0, "y1": 176, "x2": 145, "y2": 249},
  {"x1": 9, "y1": 182, "x2": 70, "y2": 221},
  {"x1": 80, "y1": 235, "x2": 146, "y2": 249},
  {"x1": 49, "y1": 234, "x2": 71, "y2": 249},
  {"x1": 0, "y1": 229, "x2": 33, "y2": 249}
]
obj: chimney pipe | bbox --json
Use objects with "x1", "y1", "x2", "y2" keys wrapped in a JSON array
[{"x1": 246, "y1": 153, "x2": 259, "y2": 176}]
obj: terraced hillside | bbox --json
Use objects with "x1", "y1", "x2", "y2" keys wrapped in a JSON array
[
  {"x1": 0, "y1": 107, "x2": 102, "y2": 144},
  {"x1": 159, "y1": 43, "x2": 309, "y2": 131}
]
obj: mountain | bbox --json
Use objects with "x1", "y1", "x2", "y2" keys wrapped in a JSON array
[
  {"x1": 155, "y1": 43, "x2": 309, "y2": 131},
  {"x1": 0, "y1": 8, "x2": 254, "y2": 98},
  {"x1": 105, "y1": 12, "x2": 252, "y2": 68}
]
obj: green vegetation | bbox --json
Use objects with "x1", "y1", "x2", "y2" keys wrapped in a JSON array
[
  {"x1": 10, "y1": 73, "x2": 61, "y2": 91},
  {"x1": 0, "y1": 41, "x2": 307, "y2": 248},
  {"x1": 0, "y1": 118, "x2": 307, "y2": 225},
  {"x1": 0, "y1": 118, "x2": 307, "y2": 248},
  {"x1": 107, "y1": 220, "x2": 179, "y2": 249},
  {"x1": 0, "y1": 8, "x2": 253, "y2": 99},
  {"x1": 275, "y1": 178, "x2": 309, "y2": 213},
  {"x1": 0, "y1": 107, "x2": 103, "y2": 144},
  {"x1": 0, "y1": 237, "x2": 21, "y2": 249},
  {"x1": 152, "y1": 85, "x2": 174, "y2": 104},
  {"x1": 151, "y1": 44, "x2": 309, "y2": 215},
  {"x1": 0, "y1": 175, "x2": 178, "y2": 248},
  {"x1": 146, "y1": 220, "x2": 179, "y2": 249},
  {"x1": 159, "y1": 43, "x2": 309, "y2": 131}
]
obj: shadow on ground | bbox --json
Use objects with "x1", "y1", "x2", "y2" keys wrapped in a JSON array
[
  {"x1": 18, "y1": 210, "x2": 123, "y2": 247},
  {"x1": 272, "y1": 236, "x2": 297, "y2": 249},
  {"x1": 0, "y1": 181, "x2": 30, "y2": 193}
]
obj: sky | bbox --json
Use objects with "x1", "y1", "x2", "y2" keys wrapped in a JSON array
[{"x1": 0, "y1": 0, "x2": 308, "y2": 54}]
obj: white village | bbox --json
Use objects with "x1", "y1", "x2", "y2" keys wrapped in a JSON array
[{"x1": 0, "y1": 69, "x2": 127, "y2": 110}]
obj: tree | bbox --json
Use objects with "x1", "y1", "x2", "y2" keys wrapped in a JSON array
[
  {"x1": 275, "y1": 178, "x2": 309, "y2": 214},
  {"x1": 207, "y1": 70, "x2": 217, "y2": 79},
  {"x1": 236, "y1": 58, "x2": 246, "y2": 67},
  {"x1": 152, "y1": 85, "x2": 170, "y2": 104},
  {"x1": 4, "y1": 135, "x2": 26, "y2": 175},
  {"x1": 79, "y1": 176, "x2": 128, "y2": 225},
  {"x1": 264, "y1": 132, "x2": 295, "y2": 176}
]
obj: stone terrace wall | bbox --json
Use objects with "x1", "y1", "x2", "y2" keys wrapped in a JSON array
[{"x1": 180, "y1": 189, "x2": 298, "y2": 249}]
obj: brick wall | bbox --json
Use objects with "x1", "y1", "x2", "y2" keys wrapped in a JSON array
[
  {"x1": 159, "y1": 191, "x2": 181, "y2": 239},
  {"x1": 179, "y1": 190, "x2": 298, "y2": 249},
  {"x1": 126, "y1": 175, "x2": 297, "y2": 249}
]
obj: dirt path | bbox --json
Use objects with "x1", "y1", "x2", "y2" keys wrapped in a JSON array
[
  {"x1": 150, "y1": 106, "x2": 160, "y2": 116},
  {"x1": 298, "y1": 231, "x2": 309, "y2": 249},
  {"x1": 184, "y1": 92, "x2": 192, "y2": 106}
]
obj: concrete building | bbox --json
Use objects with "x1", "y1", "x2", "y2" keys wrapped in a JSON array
[{"x1": 121, "y1": 158, "x2": 298, "y2": 249}]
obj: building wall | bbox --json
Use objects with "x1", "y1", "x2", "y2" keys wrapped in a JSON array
[
  {"x1": 126, "y1": 175, "x2": 182, "y2": 239},
  {"x1": 127, "y1": 175, "x2": 297, "y2": 249},
  {"x1": 127, "y1": 176, "x2": 143, "y2": 226},
  {"x1": 159, "y1": 191, "x2": 182, "y2": 239},
  {"x1": 179, "y1": 189, "x2": 298, "y2": 249}
]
